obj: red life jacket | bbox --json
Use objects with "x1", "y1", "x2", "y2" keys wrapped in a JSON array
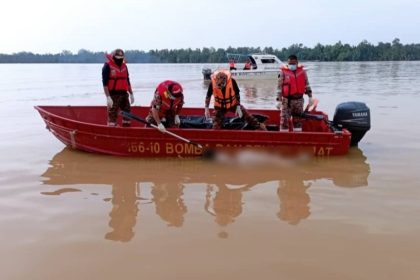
[
  {"x1": 280, "y1": 65, "x2": 307, "y2": 98},
  {"x1": 229, "y1": 60, "x2": 235, "y2": 68},
  {"x1": 154, "y1": 80, "x2": 184, "y2": 118},
  {"x1": 244, "y1": 61, "x2": 252, "y2": 70},
  {"x1": 106, "y1": 54, "x2": 129, "y2": 91},
  {"x1": 211, "y1": 70, "x2": 238, "y2": 110}
]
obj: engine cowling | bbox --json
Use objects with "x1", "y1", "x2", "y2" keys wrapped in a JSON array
[{"x1": 333, "y1": 101, "x2": 371, "y2": 146}]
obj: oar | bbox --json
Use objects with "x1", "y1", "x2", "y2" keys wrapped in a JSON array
[{"x1": 121, "y1": 111, "x2": 204, "y2": 149}]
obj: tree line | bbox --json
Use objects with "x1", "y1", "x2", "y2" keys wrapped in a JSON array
[{"x1": 1, "y1": 38, "x2": 419, "y2": 63}]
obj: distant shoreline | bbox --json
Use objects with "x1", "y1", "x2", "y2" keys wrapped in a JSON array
[
  {"x1": 1, "y1": 60, "x2": 420, "y2": 64},
  {"x1": 1, "y1": 38, "x2": 420, "y2": 63}
]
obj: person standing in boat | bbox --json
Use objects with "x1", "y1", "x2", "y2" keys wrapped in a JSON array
[
  {"x1": 146, "y1": 80, "x2": 184, "y2": 133},
  {"x1": 229, "y1": 59, "x2": 237, "y2": 70},
  {"x1": 243, "y1": 59, "x2": 252, "y2": 70},
  {"x1": 102, "y1": 49, "x2": 135, "y2": 127},
  {"x1": 204, "y1": 69, "x2": 266, "y2": 130},
  {"x1": 277, "y1": 54, "x2": 314, "y2": 131}
]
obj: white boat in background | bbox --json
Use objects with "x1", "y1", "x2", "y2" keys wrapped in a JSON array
[{"x1": 202, "y1": 53, "x2": 283, "y2": 81}]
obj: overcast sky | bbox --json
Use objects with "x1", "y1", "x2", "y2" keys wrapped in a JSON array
[{"x1": 2, "y1": 0, "x2": 420, "y2": 54}]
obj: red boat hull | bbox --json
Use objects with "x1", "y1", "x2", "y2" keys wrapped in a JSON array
[{"x1": 35, "y1": 106, "x2": 351, "y2": 157}]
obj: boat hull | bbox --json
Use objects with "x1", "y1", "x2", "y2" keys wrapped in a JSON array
[{"x1": 35, "y1": 106, "x2": 351, "y2": 157}]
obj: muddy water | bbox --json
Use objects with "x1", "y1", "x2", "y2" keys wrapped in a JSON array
[{"x1": 1, "y1": 62, "x2": 420, "y2": 280}]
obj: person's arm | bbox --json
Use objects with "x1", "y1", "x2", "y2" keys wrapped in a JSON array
[
  {"x1": 304, "y1": 70, "x2": 312, "y2": 97},
  {"x1": 151, "y1": 93, "x2": 163, "y2": 124},
  {"x1": 175, "y1": 96, "x2": 184, "y2": 115},
  {"x1": 277, "y1": 70, "x2": 284, "y2": 100},
  {"x1": 126, "y1": 68, "x2": 133, "y2": 94},
  {"x1": 151, "y1": 108, "x2": 161, "y2": 124},
  {"x1": 204, "y1": 83, "x2": 213, "y2": 118},
  {"x1": 102, "y1": 63, "x2": 111, "y2": 96},
  {"x1": 232, "y1": 78, "x2": 240, "y2": 103},
  {"x1": 205, "y1": 83, "x2": 213, "y2": 108}
]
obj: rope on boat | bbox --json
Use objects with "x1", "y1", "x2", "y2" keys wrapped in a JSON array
[{"x1": 69, "y1": 130, "x2": 77, "y2": 148}]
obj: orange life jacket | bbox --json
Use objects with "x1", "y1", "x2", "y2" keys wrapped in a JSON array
[
  {"x1": 106, "y1": 54, "x2": 129, "y2": 92},
  {"x1": 154, "y1": 80, "x2": 184, "y2": 118},
  {"x1": 211, "y1": 70, "x2": 238, "y2": 110},
  {"x1": 280, "y1": 65, "x2": 307, "y2": 98}
]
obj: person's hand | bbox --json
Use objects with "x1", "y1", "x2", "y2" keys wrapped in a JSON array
[
  {"x1": 276, "y1": 96, "x2": 281, "y2": 109},
  {"x1": 106, "y1": 96, "x2": 113, "y2": 108},
  {"x1": 204, "y1": 107, "x2": 210, "y2": 120},
  {"x1": 235, "y1": 106, "x2": 243, "y2": 118},
  {"x1": 157, "y1": 123, "x2": 166, "y2": 133},
  {"x1": 308, "y1": 97, "x2": 314, "y2": 106},
  {"x1": 174, "y1": 115, "x2": 181, "y2": 126},
  {"x1": 129, "y1": 93, "x2": 134, "y2": 104}
]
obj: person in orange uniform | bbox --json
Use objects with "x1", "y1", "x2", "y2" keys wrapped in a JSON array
[
  {"x1": 102, "y1": 49, "x2": 135, "y2": 127},
  {"x1": 204, "y1": 69, "x2": 266, "y2": 130},
  {"x1": 146, "y1": 80, "x2": 184, "y2": 133},
  {"x1": 277, "y1": 54, "x2": 314, "y2": 131}
]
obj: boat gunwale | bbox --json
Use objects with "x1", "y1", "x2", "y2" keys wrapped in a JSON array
[{"x1": 35, "y1": 105, "x2": 351, "y2": 138}]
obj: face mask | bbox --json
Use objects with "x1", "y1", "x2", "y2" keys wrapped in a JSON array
[
  {"x1": 114, "y1": 58, "x2": 124, "y2": 66},
  {"x1": 216, "y1": 81, "x2": 226, "y2": 89},
  {"x1": 288, "y1": 64, "x2": 297, "y2": 71}
]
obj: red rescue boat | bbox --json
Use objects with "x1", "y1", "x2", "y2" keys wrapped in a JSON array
[{"x1": 35, "y1": 102, "x2": 370, "y2": 157}]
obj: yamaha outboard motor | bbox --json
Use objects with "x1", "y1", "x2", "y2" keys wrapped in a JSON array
[
  {"x1": 202, "y1": 68, "x2": 212, "y2": 80},
  {"x1": 333, "y1": 101, "x2": 371, "y2": 146}
]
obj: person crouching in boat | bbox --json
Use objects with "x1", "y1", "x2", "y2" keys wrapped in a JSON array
[
  {"x1": 102, "y1": 49, "x2": 135, "y2": 127},
  {"x1": 277, "y1": 54, "x2": 314, "y2": 131},
  {"x1": 146, "y1": 80, "x2": 184, "y2": 133},
  {"x1": 204, "y1": 70, "x2": 266, "y2": 130}
]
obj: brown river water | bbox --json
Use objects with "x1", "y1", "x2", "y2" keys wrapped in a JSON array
[{"x1": 0, "y1": 62, "x2": 419, "y2": 279}]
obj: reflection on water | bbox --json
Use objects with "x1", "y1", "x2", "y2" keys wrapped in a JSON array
[
  {"x1": 2, "y1": 62, "x2": 420, "y2": 279},
  {"x1": 152, "y1": 183, "x2": 187, "y2": 227},
  {"x1": 277, "y1": 179, "x2": 311, "y2": 225},
  {"x1": 41, "y1": 147, "x2": 370, "y2": 241},
  {"x1": 205, "y1": 184, "x2": 252, "y2": 238},
  {"x1": 41, "y1": 187, "x2": 82, "y2": 195},
  {"x1": 105, "y1": 182, "x2": 139, "y2": 242}
]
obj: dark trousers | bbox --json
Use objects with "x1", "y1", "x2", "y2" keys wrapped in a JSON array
[{"x1": 108, "y1": 93, "x2": 131, "y2": 126}]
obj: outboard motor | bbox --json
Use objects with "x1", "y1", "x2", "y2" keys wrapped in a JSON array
[
  {"x1": 202, "y1": 68, "x2": 212, "y2": 80},
  {"x1": 333, "y1": 101, "x2": 371, "y2": 146}
]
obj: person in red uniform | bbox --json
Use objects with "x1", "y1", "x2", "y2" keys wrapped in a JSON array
[
  {"x1": 229, "y1": 59, "x2": 237, "y2": 70},
  {"x1": 277, "y1": 54, "x2": 314, "y2": 131},
  {"x1": 243, "y1": 59, "x2": 252, "y2": 70},
  {"x1": 204, "y1": 69, "x2": 266, "y2": 130},
  {"x1": 146, "y1": 80, "x2": 184, "y2": 133},
  {"x1": 102, "y1": 49, "x2": 135, "y2": 127}
]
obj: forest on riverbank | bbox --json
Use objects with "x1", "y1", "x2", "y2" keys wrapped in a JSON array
[{"x1": 1, "y1": 38, "x2": 419, "y2": 63}]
